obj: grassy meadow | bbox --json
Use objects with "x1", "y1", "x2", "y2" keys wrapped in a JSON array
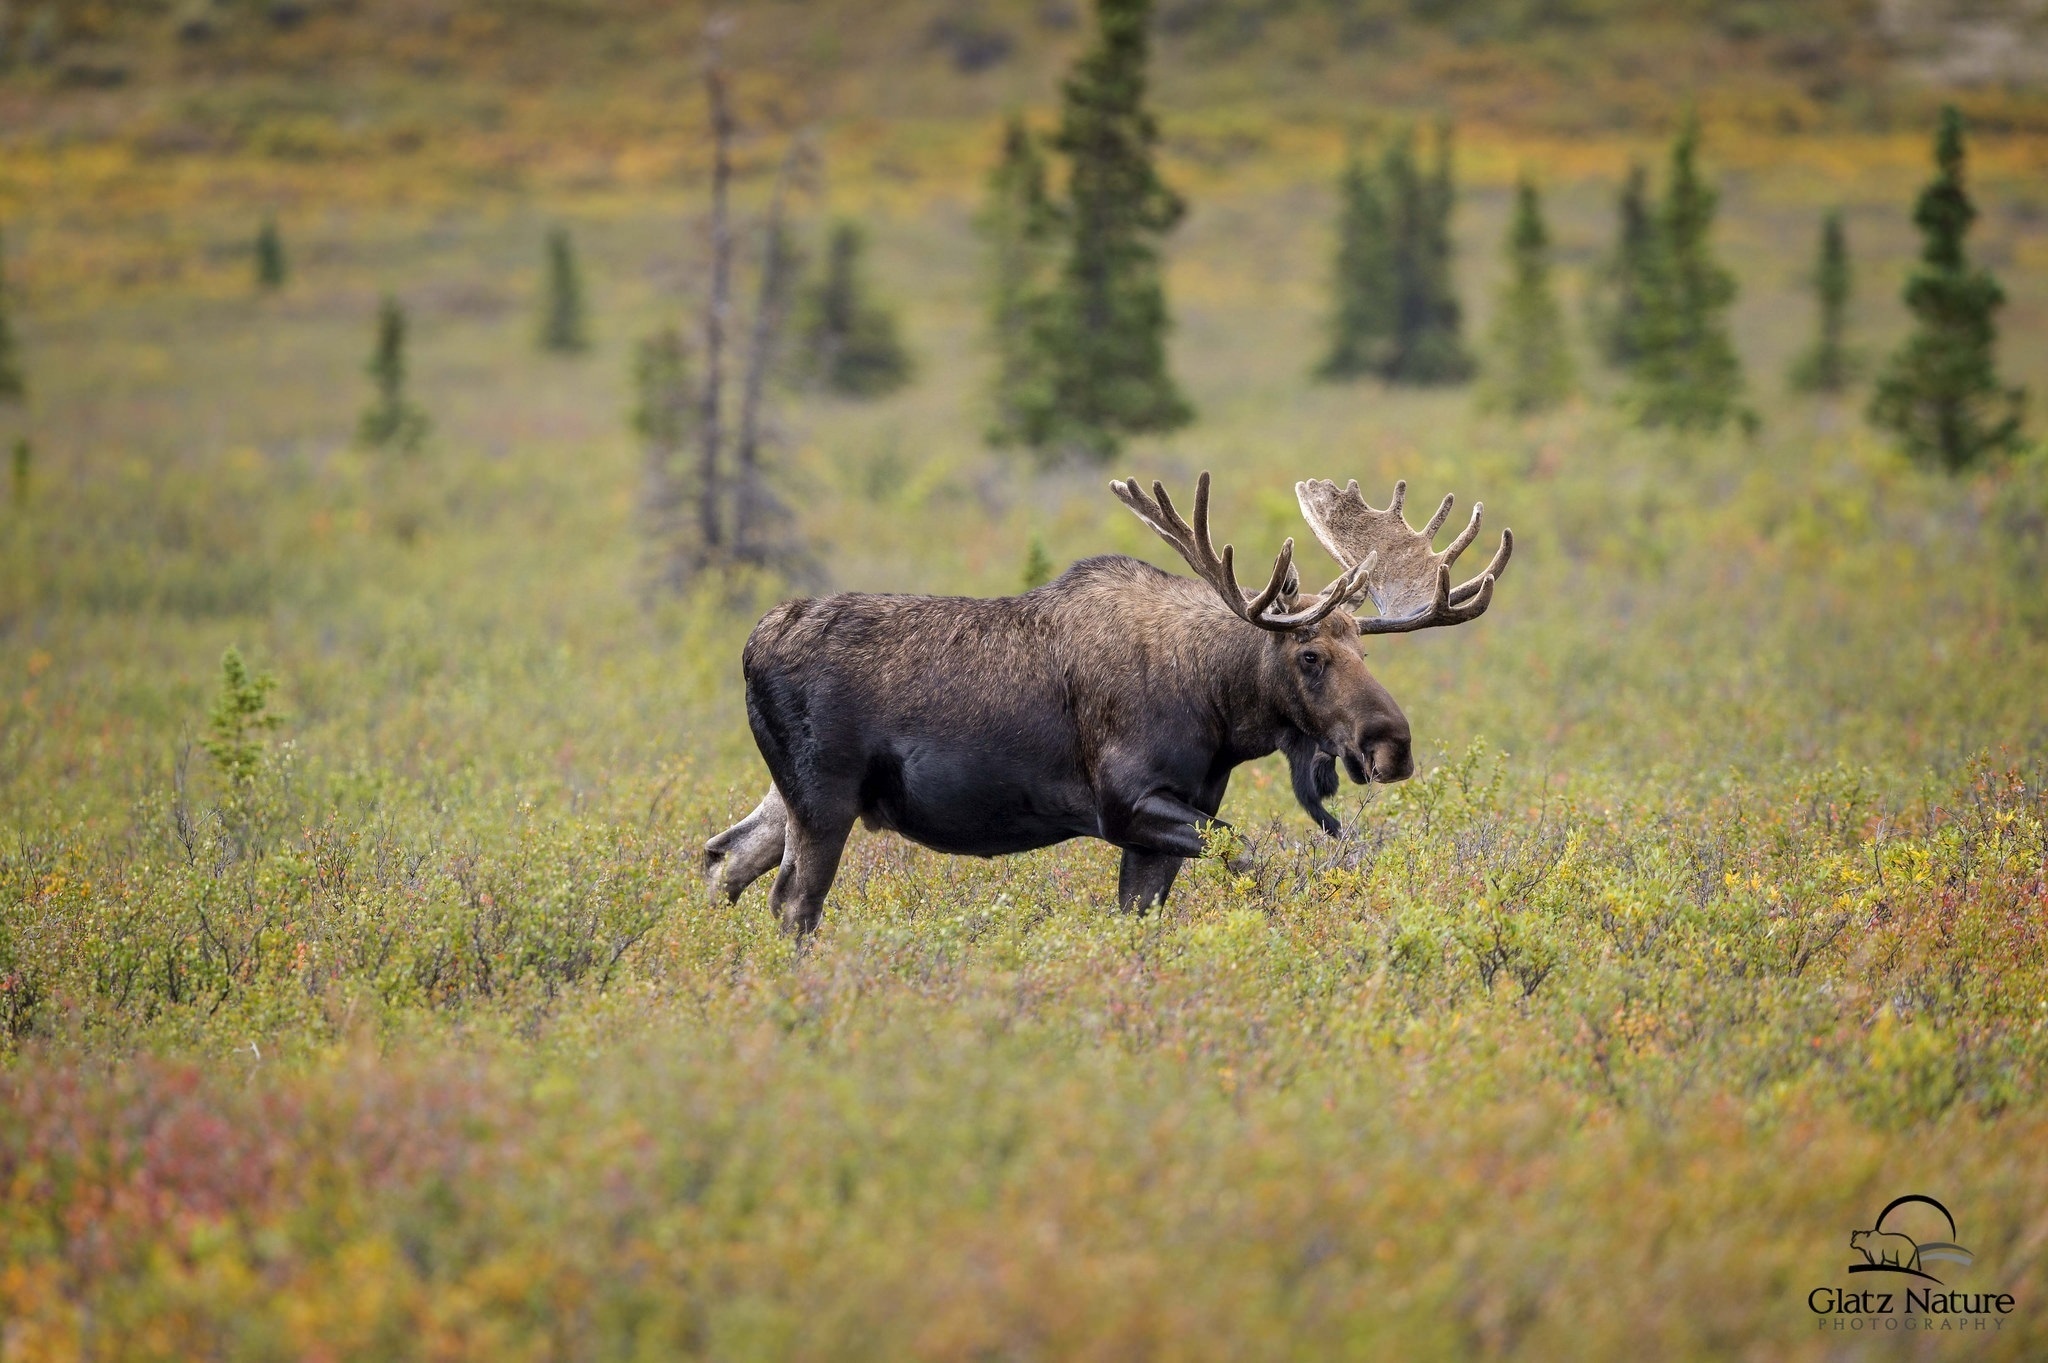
[{"x1": 6, "y1": 3, "x2": 2048, "y2": 1357}]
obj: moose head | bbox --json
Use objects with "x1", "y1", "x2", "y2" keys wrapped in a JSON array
[{"x1": 1111, "y1": 472, "x2": 1513, "y2": 832}]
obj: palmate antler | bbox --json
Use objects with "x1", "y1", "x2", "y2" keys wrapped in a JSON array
[
  {"x1": 1112, "y1": 472, "x2": 1370, "y2": 632},
  {"x1": 1295, "y1": 478, "x2": 1512, "y2": 635}
]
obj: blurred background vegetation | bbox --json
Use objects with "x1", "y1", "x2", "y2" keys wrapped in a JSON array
[{"x1": 2, "y1": 1, "x2": 2048, "y2": 1358}]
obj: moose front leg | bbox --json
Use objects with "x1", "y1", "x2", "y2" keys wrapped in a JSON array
[
  {"x1": 1103, "y1": 782, "x2": 1250, "y2": 913},
  {"x1": 1106, "y1": 789, "x2": 1220, "y2": 858},
  {"x1": 1117, "y1": 850, "x2": 1184, "y2": 913}
]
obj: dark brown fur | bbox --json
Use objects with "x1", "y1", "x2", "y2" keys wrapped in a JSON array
[{"x1": 707, "y1": 554, "x2": 1411, "y2": 934}]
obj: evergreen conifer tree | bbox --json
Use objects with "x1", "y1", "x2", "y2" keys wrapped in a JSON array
[
  {"x1": 357, "y1": 295, "x2": 429, "y2": 454},
  {"x1": 1379, "y1": 122, "x2": 1472, "y2": 385},
  {"x1": 255, "y1": 215, "x2": 286, "y2": 292},
  {"x1": 1316, "y1": 139, "x2": 1394, "y2": 380},
  {"x1": 1482, "y1": 177, "x2": 1574, "y2": 415},
  {"x1": 1021, "y1": 537, "x2": 1054, "y2": 591},
  {"x1": 800, "y1": 221, "x2": 912, "y2": 398},
  {"x1": 1630, "y1": 116, "x2": 1748, "y2": 432},
  {"x1": 978, "y1": 116, "x2": 1061, "y2": 446},
  {"x1": 632, "y1": 326, "x2": 693, "y2": 457},
  {"x1": 1869, "y1": 107, "x2": 2026, "y2": 470},
  {"x1": 1594, "y1": 164, "x2": 1655, "y2": 368},
  {"x1": 10, "y1": 438, "x2": 28, "y2": 509},
  {"x1": 632, "y1": 325, "x2": 695, "y2": 593},
  {"x1": 1023, "y1": 0, "x2": 1191, "y2": 461},
  {"x1": 201, "y1": 646, "x2": 280, "y2": 788},
  {"x1": 0, "y1": 223, "x2": 23, "y2": 403},
  {"x1": 539, "y1": 226, "x2": 588, "y2": 354},
  {"x1": 1790, "y1": 211, "x2": 1854, "y2": 393}
]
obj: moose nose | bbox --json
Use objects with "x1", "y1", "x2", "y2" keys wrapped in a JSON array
[{"x1": 1363, "y1": 723, "x2": 1413, "y2": 784}]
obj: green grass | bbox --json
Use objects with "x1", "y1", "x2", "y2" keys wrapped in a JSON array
[{"x1": 4, "y1": 45, "x2": 2048, "y2": 1357}]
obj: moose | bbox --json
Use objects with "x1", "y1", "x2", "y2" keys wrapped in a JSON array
[{"x1": 705, "y1": 472, "x2": 1512, "y2": 934}]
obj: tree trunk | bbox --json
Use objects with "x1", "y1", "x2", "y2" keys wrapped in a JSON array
[
  {"x1": 734, "y1": 139, "x2": 806, "y2": 563},
  {"x1": 697, "y1": 29, "x2": 735, "y2": 563}
]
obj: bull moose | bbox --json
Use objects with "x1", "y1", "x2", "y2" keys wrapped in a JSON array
[{"x1": 705, "y1": 473, "x2": 1512, "y2": 934}]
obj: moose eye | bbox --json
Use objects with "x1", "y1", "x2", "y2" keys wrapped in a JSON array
[{"x1": 1299, "y1": 650, "x2": 1322, "y2": 671}]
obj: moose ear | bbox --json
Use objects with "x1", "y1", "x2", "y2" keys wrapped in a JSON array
[{"x1": 1279, "y1": 562, "x2": 1302, "y2": 606}]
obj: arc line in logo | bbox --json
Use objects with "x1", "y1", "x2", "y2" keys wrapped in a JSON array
[
  {"x1": 1875, "y1": 1195, "x2": 1956, "y2": 1240},
  {"x1": 1846, "y1": 1194, "x2": 1973, "y2": 1284}
]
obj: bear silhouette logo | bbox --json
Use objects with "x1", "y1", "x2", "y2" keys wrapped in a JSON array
[
  {"x1": 1850, "y1": 1229, "x2": 1920, "y2": 1272},
  {"x1": 1847, "y1": 1196, "x2": 1973, "y2": 1284}
]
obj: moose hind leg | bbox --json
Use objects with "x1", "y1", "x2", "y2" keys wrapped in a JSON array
[
  {"x1": 1118, "y1": 850, "x2": 1184, "y2": 913},
  {"x1": 704, "y1": 787, "x2": 789, "y2": 904},
  {"x1": 769, "y1": 811, "x2": 854, "y2": 936}
]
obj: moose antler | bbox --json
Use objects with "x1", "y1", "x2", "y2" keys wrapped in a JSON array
[
  {"x1": 1112, "y1": 472, "x2": 1370, "y2": 632},
  {"x1": 1295, "y1": 478, "x2": 1512, "y2": 635}
]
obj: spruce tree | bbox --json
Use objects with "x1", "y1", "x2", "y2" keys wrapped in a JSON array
[
  {"x1": 1025, "y1": 0, "x2": 1192, "y2": 461},
  {"x1": 10, "y1": 438, "x2": 27, "y2": 509},
  {"x1": 539, "y1": 226, "x2": 588, "y2": 354},
  {"x1": 201, "y1": 646, "x2": 281, "y2": 788},
  {"x1": 1630, "y1": 116, "x2": 1748, "y2": 432},
  {"x1": 1869, "y1": 107, "x2": 2026, "y2": 471},
  {"x1": 633, "y1": 325, "x2": 695, "y2": 592},
  {"x1": 0, "y1": 223, "x2": 23, "y2": 403},
  {"x1": 1379, "y1": 122, "x2": 1472, "y2": 385},
  {"x1": 357, "y1": 295, "x2": 429, "y2": 454},
  {"x1": 1411, "y1": 119, "x2": 1475, "y2": 382},
  {"x1": 632, "y1": 326, "x2": 693, "y2": 458},
  {"x1": 1482, "y1": 177, "x2": 1574, "y2": 415},
  {"x1": 1316, "y1": 139, "x2": 1394, "y2": 381},
  {"x1": 1594, "y1": 164, "x2": 1655, "y2": 368},
  {"x1": 800, "y1": 221, "x2": 912, "y2": 398},
  {"x1": 1021, "y1": 537, "x2": 1054, "y2": 591},
  {"x1": 1790, "y1": 210, "x2": 1854, "y2": 393},
  {"x1": 255, "y1": 215, "x2": 286, "y2": 292},
  {"x1": 979, "y1": 116, "x2": 1061, "y2": 447}
]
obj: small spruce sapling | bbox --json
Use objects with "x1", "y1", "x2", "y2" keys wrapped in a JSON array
[
  {"x1": 9, "y1": 438, "x2": 27, "y2": 509},
  {"x1": 1022, "y1": 538, "x2": 1054, "y2": 591},
  {"x1": 633, "y1": 327, "x2": 693, "y2": 457},
  {"x1": 801, "y1": 221, "x2": 912, "y2": 398},
  {"x1": 201, "y1": 646, "x2": 280, "y2": 787},
  {"x1": 255, "y1": 215, "x2": 286, "y2": 291},
  {"x1": 633, "y1": 325, "x2": 696, "y2": 593},
  {"x1": 1482, "y1": 177, "x2": 1574, "y2": 415},
  {"x1": 1791, "y1": 211, "x2": 1855, "y2": 393},
  {"x1": 539, "y1": 226, "x2": 589, "y2": 354},
  {"x1": 0, "y1": 222, "x2": 23, "y2": 403},
  {"x1": 1868, "y1": 107, "x2": 2026, "y2": 471},
  {"x1": 356, "y1": 295, "x2": 430, "y2": 454}
]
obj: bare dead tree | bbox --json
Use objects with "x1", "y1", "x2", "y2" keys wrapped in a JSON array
[
  {"x1": 734, "y1": 136, "x2": 814, "y2": 565},
  {"x1": 698, "y1": 16, "x2": 736, "y2": 560},
  {"x1": 636, "y1": 15, "x2": 819, "y2": 599}
]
